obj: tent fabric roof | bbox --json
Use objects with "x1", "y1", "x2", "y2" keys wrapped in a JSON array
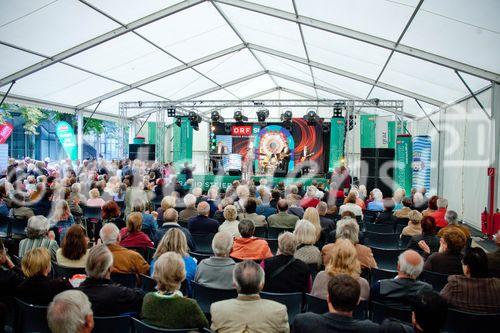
[{"x1": 0, "y1": 0, "x2": 498, "y2": 120}]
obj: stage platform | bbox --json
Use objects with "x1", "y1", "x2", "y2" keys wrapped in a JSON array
[{"x1": 181, "y1": 174, "x2": 328, "y2": 191}]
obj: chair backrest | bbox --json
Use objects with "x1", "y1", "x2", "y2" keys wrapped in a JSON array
[
  {"x1": 191, "y1": 233, "x2": 215, "y2": 254},
  {"x1": 15, "y1": 298, "x2": 50, "y2": 333},
  {"x1": 132, "y1": 318, "x2": 202, "y2": 333},
  {"x1": 189, "y1": 251, "x2": 211, "y2": 263},
  {"x1": 82, "y1": 205, "x2": 102, "y2": 220},
  {"x1": 419, "y1": 270, "x2": 449, "y2": 292},
  {"x1": 260, "y1": 291, "x2": 303, "y2": 324},
  {"x1": 11, "y1": 218, "x2": 28, "y2": 238},
  {"x1": 355, "y1": 215, "x2": 363, "y2": 223},
  {"x1": 363, "y1": 210, "x2": 380, "y2": 223},
  {"x1": 444, "y1": 308, "x2": 500, "y2": 333},
  {"x1": 370, "y1": 247, "x2": 403, "y2": 271},
  {"x1": 364, "y1": 223, "x2": 394, "y2": 234},
  {"x1": 93, "y1": 315, "x2": 132, "y2": 333},
  {"x1": 0, "y1": 215, "x2": 12, "y2": 237},
  {"x1": 191, "y1": 281, "x2": 237, "y2": 314},
  {"x1": 371, "y1": 300, "x2": 412, "y2": 324},
  {"x1": 254, "y1": 226, "x2": 268, "y2": 238},
  {"x1": 266, "y1": 238, "x2": 278, "y2": 255},
  {"x1": 140, "y1": 274, "x2": 157, "y2": 293},
  {"x1": 267, "y1": 227, "x2": 293, "y2": 239},
  {"x1": 52, "y1": 261, "x2": 86, "y2": 279},
  {"x1": 395, "y1": 217, "x2": 409, "y2": 226},
  {"x1": 305, "y1": 293, "x2": 328, "y2": 314},
  {"x1": 126, "y1": 247, "x2": 147, "y2": 260},
  {"x1": 370, "y1": 267, "x2": 397, "y2": 286},
  {"x1": 364, "y1": 231, "x2": 401, "y2": 249},
  {"x1": 110, "y1": 272, "x2": 138, "y2": 288},
  {"x1": 353, "y1": 300, "x2": 369, "y2": 320},
  {"x1": 399, "y1": 235, "x2": 412, "y2": 248}
]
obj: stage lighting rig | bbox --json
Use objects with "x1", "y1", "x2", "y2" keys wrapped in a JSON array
[
  {"x1": 322, "y1": 122, "x2": 330, "y2": 133},
  {"x1": 303, "y1": 109, "x2": 320, "y2": 126},
  {"x1": 333, "y1": 102, "x2": 346, "y2": 118},
  {"x1": 280, "y1": 110, "x2": 292, "y2": 122},
  {"x1": 233, "y1": 109, "x2": 248, "y2": 123},
  {"x1": 211, "y1": 110, "x2": 224, "y2": 123},
  {"x1": 188, "y1": 110, "x2": 202, "y2": 131},
  {"x1": 256, "y1": 108, "x2": 269, "y2": 123},
  {"x1": 345, "y1": 114, "x2": 356, "y2": 131},
  {"x1": 167, "y1": 106, "x2": 176, "y2": 117},
  {"x1": 174, "y1": 117, "x2": 182, "y2": 127}
]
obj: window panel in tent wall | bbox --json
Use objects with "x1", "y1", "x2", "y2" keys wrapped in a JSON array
[
  {"x1": 302, "y1": 26, "x2": 391, "y2": 80},
  {"x1": 401, "y1": 0, "x2": 500, "y2": 73},
  {"x1": 0, "y1": 45, "x2": 44, "y2": 79},
  {"x1": 254, "y1": 51, "x2": 313, "y2": 82},
  {"x1": 218, "y1": 4, "x2": 306, "y2": 58},
  {"x1": 64, "y1": 33, "x2": 181, "y2": 85},
  {"x1": 136, "y1": 3, "x2": 241, "y2": 63},
  {"x1": 295, "y1": 0, "x2": 418, "y2": 42},
  {"x1": 0, "y1": 0, "x2": 119, "y2": 56}
]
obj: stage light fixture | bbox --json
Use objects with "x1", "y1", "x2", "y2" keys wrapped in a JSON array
[
  {"x1": 167, "y1": 106, "x2": 176, "y2": 117},
  {"x1": 224, "y1": 123, "x2": 232, "y2": 134},
  {"x1": 256, "y1": 108, "x2": 269, "y2": 123},
  {"x1": 174, "y1": 117, "x2": 182, "y2": 127},
  {"x1": 333, "y1": 102, "x2": 345, "y2": 118},
  {"x1": 345, "y1": 115, "x2": 356, "y2": 131},
  {"x1": 211, "y1": 110, "x2": 223, "y2": 123},
  {"x1": 322, "y1": 122, "x2": 330, "y2": 133},
  {"x1": 188, "y1": 110, "x2": 202, "y2": 131},
  {"x1": 280, "y1": 110, "x2": 293, "y2": 122},
  {"x1": 303, "y1": 109, "x2": 320, "y2": 126},
  {"x1": 233, "y1": 109, "x2": 248, "y2": 123}
]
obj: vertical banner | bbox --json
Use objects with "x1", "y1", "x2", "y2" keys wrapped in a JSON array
[
  {"x1": 329, "y1": 117, "x2": 345, "y2": 172},
  {"x1": 375, "y1": 117, "x2": 389, "y2": 148},
  {"x1": 0, "y1": 122, "x2": 13, "y2": 144},
  {"x1": 147, "y1": 122, "x2": 156, "y2": 144},
  {"x1": 412, "y1": 135, "x2": 431, "y2": 192},
  {"x1": 55, "y1": 121, "x2": 78, "y2": 160},
  {"x1": 173, "y1": 118, "x2": 193, "y2": 165},
  {"x1": 388, "y1": 120, "x2": 408, "y2": 149},
  {"x1": 360, "y1": 115, "x2": 376, "y2": 148},
  {"x1": 395, "y1": 134, "x2": 413, "y2": 194}
]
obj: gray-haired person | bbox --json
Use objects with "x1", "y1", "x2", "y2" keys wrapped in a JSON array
[
  {"x1": 47, "y1": 290, "x2": 94, "y2": 333},
  {"x1": 18, "y1": 215, "x2": 58, "y2": 260}
]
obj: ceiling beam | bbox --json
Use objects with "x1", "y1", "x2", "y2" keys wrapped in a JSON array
[
  {"x1": 201, "y1": 87, "x2": 281, "y2": 115},
  {"x1": 248, "y1": 43, "x2": 444, "y2": 106},
  {"x1": 215, "y1": 0, "x2": 500, "y2": 83},
  {"x1": 76, "y1": 43, "x2": 245, "y2": 109},
  {"x1": 0, "y1": 0, "x2": 204, "y2": 88}
]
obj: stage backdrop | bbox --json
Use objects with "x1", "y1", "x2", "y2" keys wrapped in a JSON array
[{"x1": 213, "y1": 119, "x2": 328, "y2": 174}]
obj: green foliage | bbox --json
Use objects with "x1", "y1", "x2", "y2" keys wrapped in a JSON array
[
  {"x1": 83, "y1": 118, "x2": 105, "y2": 135},
  {"x1": 0, "y1": 103, "x2": 13, "y2": 124},
  {"x1": 18, "y1": 106, "x2": 48, "y2": 135}
]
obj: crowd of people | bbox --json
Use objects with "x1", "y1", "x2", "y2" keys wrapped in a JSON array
[{"x1": 0, "y1": 156, "x2": 499, "y2": 333}]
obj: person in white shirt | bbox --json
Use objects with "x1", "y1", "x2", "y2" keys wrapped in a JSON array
[
  {"x1": 339, "y1": 192, "x2": 363, "y2": 218},
  {"x1": 218, "y1": 205, "x2": 241, "y2": 238}
]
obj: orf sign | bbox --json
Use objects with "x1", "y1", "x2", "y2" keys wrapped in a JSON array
[
  {"x1": 56, "y1": 121, "x2": 78, "y2": 160},
  {"x1": 0, "y1": 122, "x2": 13, "y2": 144},
  {"x1": 231, "y1": 125, "x2": 252, "y2": 136}
]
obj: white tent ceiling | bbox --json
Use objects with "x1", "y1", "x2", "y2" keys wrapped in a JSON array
[{"x1": 0, "y1": 0, "x2": 498, "y2": 121}]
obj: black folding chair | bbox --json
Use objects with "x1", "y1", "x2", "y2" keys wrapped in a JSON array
[
  {"x1": 110, "y1": 272, "x2": 138, "y2": 288},
  {"x1": 419, "y1": 270, "x2": 449, "y2": 292},
  {"x1": 399, "y1": 235, "x2": 412, "y2": 248},
  {"x1": 93, "y1": 315, "x2": 132, "y2": 333},
  {"x1": 353, "y1": 300, "x2": 369, "y2": 320},
  {"x1": 363, "y1": 210, "x2": 380, "y2": 223},
  {"x1": 15, "y1": 298, "x2": 50, "y2": 333},
  {"x1": 267, "y1": 227, "x2": 293, "y2": 239},
  {"x1": 191, "y1": 233, "x2": 215, "y2": 254},
  {"x1": 371, "y1": 301, "x2": 412, "y2": 324},
  {"x1": 254, "y1": 226, "x2": 268, "y2": 238},
  {"x1": 370, "y1": 267, "x2": 397, "y2": 286},
  {"x1": 191, "y1": 281, "x2": 237, "y2": 315},
  {"x1": 444, "y1": 308, "x2": 500, "y2": 333},
  {"x1": 370, "y1": 247, "x2": 403, "y2": 271},
  {"x1": 189, "y1": 251, "x2": 211, "y2": 263},
  {"x1": 0, "y1": 215, "x2": 12, "y2": 238},
  {"x1": 52, "y1": 261, "x2": 86, "y2": 278},
  {"x1": 140, "y1": 274, "x2": 156, "y2": 293},
  {"x1": 11, "y1": 218, "x2": 28, "y2": 239},
  {"x1": 305, "y1": 293, "x2": 328, "y2": 314},
  {"x1": 364, "y1": 223, "x2": 394, "y2": 234},
  {"x1": 364, "y1": 231, "x2": 401, "y2": 249},
  {"x1": 260, "y1": 291, "x2": 303, "y2": 324},
  {"x1": 132, "y1": 317, "x2": 209, "y2": 333},
  {"x1": 266, "y1": 238, "x2": 278, "y2": 255}
]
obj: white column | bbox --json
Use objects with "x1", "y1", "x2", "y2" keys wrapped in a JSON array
[{"x1": 77, "y1": 110, "x2": 83, "y2": 161}]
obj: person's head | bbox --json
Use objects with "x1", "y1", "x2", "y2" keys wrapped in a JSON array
[
  {"x1": 47, "y1": 290, "x2": 94, "y2": 333},
  {"x1": 21, "y1": 247, "x2": 51, "y2": 277},
  {"x1": 223, "y1": 205, "x2": 238, "y2": 222},
  {"x1": 306, "y1": 186, "x2": 317, "y2": 197},
  {"x1": 413, "y1": 192, "x2": 424, "y2": 207},
  {"x1": 126, "y1": 212, "x2": 143, "y2": 233},
  {"x1": 244, "y1": 197, "x2": 257, "y2": 214},
  {"x1": 294, "y1": 219, "x2": 318, "y2": 246},
  {"x1": 303, "y1": 207, "x2": 321, "y2": 240},
  {"x1": 289, "y1": 184, "x2": 298, "y2": 195},
  {"x1": 236, "y1": 185, "x2": 250, "y2": 200},
  {"x1": 238, "y1": 219, "x2": 255, "y2": 238},
  {"x1": 277, "y1": 199, "x2": 288, "y2": 212},
  {"x1": 61, "y1": 224, "x2": 88, "y2": 261},
  {"x1": 436, "y1": 198, "x2": 448, "y2": 209},
  {"x1": 326, "y1": 239, "x2": 360, "y2": 278},
  {"x1": 192, "y1": 187, "x2": 202, "y2": 197},
  {"x1": 132, "y1": 199, "x2": 146, "y2": 213},
  {"x1": 345, "y1": 192, "x2": 356, "y2": 204},
  {"x1": 462, "y1": 247, "x2": 489, "y2": 278},
  {"x1": 155, "y1": 228, "x2": 188, "y2": 259},
  {"x1": 277, "y1": 232, "x2": 296, "y2": 256},
  {"x1": 160, "y1": 196, "x2": 176, "y2": 211},
  {"x1": 326, "y1": 274, "x2": 361, "y2": 314},
  {"x1": 408, "y1": 210, "x2": 423, "y2": 225},
  {"x1": 412, "y1": 291, "x2": 448, "y2": 333},
  {"x1": 212, "y1": 231, "x2": 233, "y2": 257},
  {"x1": 99, "y1": 222, "x2": 120, "y2": 245},
  {"x1": 428, "y1": 195, "x2": 439, "y2": 210},
  {"x1": 445, "y1": 210, "x2": 458, "y2": 225},
  {"x1": 197, "y1": 201, "x2": 210, "y2": 217},
  {"x1": 440, "y1": 229, "x2": 467, "y2": 254},
  {"x1": 153, "y1": 252, "x2": 185, "y2": 293},
  {"x1": 233, "y1": 260, "x2": 265, "y2": 295},
  {"x1": 420, "y1": 216, "x2": 436, "y2": 236},
  {"x1": 373, "y1": 190, "x2": 383, "y2": 201},
  {"x1": 163, "y1": 208, "x2": 178, "y2": 223},
  {"x1": 316, "y1": 201, "x2": 328, "y2": 216},
  {"x1": 88, "y1": 188, "x2": 100, "y2": 199},
  {"x1": 393, "y1": 188, "x2": 406, "y2": 203},
  {"x1": 26, "y1": 215, "x2": 50, "y2": 239},
  {"x1": 85, "y1": 244, "x2": 113, "y2": 279},
  {"x1": 341, "y1": 211, "x2": 356, "y2": 219},
  {"x1": 402, "y1": 197, "x2": 412, "y2": 208},
  {"x1": 101, "y1": 201, "x2": 121, "y2": 220},
  {"x1": 383, "y1": 198, "x2": 395, "y2": 211},
  {"x1": 397, "y1": 250, "x2": 424, "y2": 279},
  {"x1": 183, "y1": 193, "x2": 196, "y2": 208},
  {"x1": 336, "y1": 218, "x2": 359, "y2": 244}
]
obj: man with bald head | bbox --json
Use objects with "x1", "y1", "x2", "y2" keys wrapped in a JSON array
[
  {"x1": 370, "y1": 250, "x2": 432, "y2": 306},
  {"x1": 154, "y1": 208, "x2": 196, "y2": 251},
  {"x1": 267, "y1": 199, "x2": 299, "y2": 229},
  {"x1": 188, "y1": 201, "x2": 219, "y2": 235}
]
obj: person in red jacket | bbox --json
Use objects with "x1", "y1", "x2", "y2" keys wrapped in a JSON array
[
  {"x1": 430, "y1": 198, "x2": 448, "y2": 229},
  {"x1": 230, "y1": 220, "x2": 272, "y2": 261},
  {"x1": 119, "y1": 212, "x2": 154, "y2": 251},
  {"x1": 300, "y1": 186, "x2": 321, "y2": 209}
]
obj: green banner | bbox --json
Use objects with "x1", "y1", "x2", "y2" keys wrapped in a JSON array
[
  {"x1": 147, "y1": 122, "x2": 156, "y2": 144},
  {"x1": 388, "y1": 120, "x2": 408, "y2": 149},
  {"x1": 395, "y1": 134, "x2": 413, "y2": 195},
  {"x1": 55, "y1": 121, "x2": 78, "y2": 160},
  {"x1": 360, "y1": 114, "x2": 376, "y2": 148},
  {"x1": 329, "y1": 117, "x2": 345, "y2": 172},
  {"x1": 173, "y1": 118, "x2": 193, "y2": 167}
]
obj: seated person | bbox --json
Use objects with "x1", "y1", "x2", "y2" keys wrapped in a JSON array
[
  {"x1": 339, "y1": 192, "x2": 363, "y2": 217},
  {"x1": 374, "y1": 198, "x2": 397, "y2": 230},
  {"x1": 16, "y1": 248, "x2": 72, "y2": 305},
  {"x1": 371, "y1": 250, "x2": 432, "y2": 307},
  {"x1": 179, "y1": 194, "x2": 198, "y2": 224},
  {"x1": 316, "y1": 202, "x2": 336, "y2": 237},
  {"x1": 99, "y1": 223, "x2": 149, "y2": 275},
  {"x1": 293, "y1": 220, "x2": 322, "y2": 268},
  {"x1": 231, "y1": 219, "x2": 273, "y2": 261},
  {"x1": 195, "y1": 231, "x2": 236, "y2": 290},
  {"x1": 210, "y1": 260, "x2": 289, "y2": 333},
  {"x1": 268, "y1": 199, "x2": 299, "y2": 229},
  {"x1": 130, "y1": 199, "x2": 158, "y2": 237},
  {"x1": 429, "y1": 197, "x2": 448, "y2": 229},
  {"x1": 47, "y1": 290, "x2": 94, "y2": 333},
  {"x1": 0, "y1": 239, "x2": 24, "y2": 326},
  {"x1": 239, "y1": 197, "x2": 267, "y2": 227},
  {"x1": 188, "y1": 202, "x2": 219, "y2": 235},
  {"x1": 19, "y1": 215, "x2": 59, "y2": 260},
  {"x1": 293, "y1": 274, "x2": 379, "y2": 333},
  {"x1": 79, "y1": 244, "x2": 144, "y2": 316},
  {"x1": 394, "y1": 197, "x2": 413, "y2": 219},
  {"x1": 101, "y1": 201, "x2": 125, "y2": 229},
  {"x1": 119, "y1": 212, "x2": 154, "y2": 251},
  {"x1": 218, "y1": 205, "x2": 241, "y2": 238},
  {"x1": 437, "y1": 210, "x2": 471, "y2": 239},
  {"x1": 441, "y1": 247, "x2": 500, "y2": 314},
  {"x1": 407, "y1": 216, "x2": 440, "y2": 258},
  {"x1": 86, "y1": 188, "x2": 106, "y2": 208},
  {"x1": 154, "y1": 208, "x2": 196, "y2": 251},
  {"x1": 261, "y1": 232, "x2": 311, "y2": 293},
  {"x1": 400, "y1": 210, "x2": 423, "y2": 237},
  {"x1": 366, "y1": 190, "x2": 384, "y2": 211},
  {"x1": 423, "y1": 228, "x2": 467, "y2": 275},
  {"x1": 141, "y1": 252, "x2": 208, "y2": 329},
  {"x1": 56, "y1": 224, "x2": 89, "y2": 268}
]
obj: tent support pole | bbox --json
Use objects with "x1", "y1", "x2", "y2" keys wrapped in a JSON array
[
  {"x1": 455, "y1": 70, "x2": 491, "y2": 120},
  {"x1": 0, "y1": 81, "x2": 15, "y2": 106}
]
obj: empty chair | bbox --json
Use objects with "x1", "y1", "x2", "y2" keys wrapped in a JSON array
[
  {"x1": 364, "y1": 231, "x2": 401, "y2": 249},
  {"x1": 267, "y1": 227, "x2": 293, "y2": 239},
  {"x1": 253, "y1": 226, "x2": 268, "y2": 238},
  {"x1": 133, "y1": 318, "x2": 208, "y2": 333},
  {"x1": 419, "y1": 270, "x2": 449, "y2": 292},
  {"x1": 15, "y1": 298, "x2": 50, "y2": 333},
  {"x1": 364, "y1": 223, "x2": 394, "y2": 234},
  {"x1": 305, "y1": 293, "x2": 328, "y2": 314},
  {"x1": 444, "y1": 308, "x2": 500, "y2": 333},
  {"x1": 363, "y1": 210, "x2": 380, "y2": 223},
  {"x1": 52, "y1": 261, "x2": 86, "y2": 278},
  {"x1": 371, "y1": 300, "x2": 412, "y2": 324},
  {"x1": 140, "y1": 274, "x2": 156, "y2": 293},
  {"x1": 370, "y1": 267, "x2": 397, "y2": 286},
  {"x1": 260, "y1": 291, "x2": 302, "y2": 324},
  {"x1": 266, "y1": 238, "x2": 278, "y2": 254},
  {"x1": 191, "y1": 281, "x2": 237, "y2": 314},
  {"x1": 395, "y1": 217, "x2": 410, "y2": 226},
  {"x1": 370, "y1": 247, "x2": 403, "y2": 271},
  {"x1": 191, "y1": 234, "x2": 215, "y2": 254},
  {"x1": 110, "y1": 272, "x2": 138, "y2": 288},
  {"x1": 93, "y1": 315, "x2": 132, "y2": 333},
  {"x1": 11, "y1": 218, "x2": 28, "y2": 239}
]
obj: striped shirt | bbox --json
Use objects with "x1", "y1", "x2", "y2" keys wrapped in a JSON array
[{"x1": 18, "y1": 237, "x2": 59, "y2": 260}]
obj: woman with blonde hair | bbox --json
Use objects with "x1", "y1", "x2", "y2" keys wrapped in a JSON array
[
  {"x1": 311, "y1": 238, "x2": 369, "y2": 300},
  {"x1": 302, "y1": 207, "x2": 322, "y2": 241},
  {"x1": 218, "y1": 205, "x2": 241, "y2": 237},
  {"x1": 401, "y1": 210, "x2": 423, "y2": 237},
  {"x1": 86, "y1": 188, "x2": 106, "y2": 208},
  {"x1": 293, "y1": 219, "x2": 322, "y2": 268},
  {"x1": 152, "y1": 228, "x2": 197, "y2": 282},
  {"x1": 49, "y1": 199, "x2": 75, "y2": 244}
]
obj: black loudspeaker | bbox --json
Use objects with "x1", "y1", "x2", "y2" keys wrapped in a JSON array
[
  {"x1": 228, "y1": 169, "x2": 242, "y2": 176},
  {"x1": 129, "y1": 144, "x2": 156, "y2": 161},
  {"x1": 360, "y1": 148, "x2": 395, "y2": 197}
]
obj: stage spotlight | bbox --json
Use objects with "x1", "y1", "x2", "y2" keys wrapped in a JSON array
[
  {"x1": 174, "y1": 117, "x2": 182, "y2": 127},
  {"x1": 322, "y1": 122, "x2": 330, "y2": 133},
  {"x1": 333, "y1": 102, "x2": 345, "y2": 118},
  {"x1": 345, "y1": 115, "x2": 356, "y2": 131},
  {"x1": 167, "y1": 107, "x2": 176, "y2": 117},
  {"x1": 256, "y1": 108, "x2": 269, "y2": 123},
  {"x1": 211, "y1": 110, "x2": 223, "y2": 123},
  {"x1": 280, "y1": 110, "x2": 292, "y2": 122},
  {"x1": 188, "y1": 111, "x2": 202, "y2": 131},
  {"x1": 303, "y1": 109, "x2": 320, "y2": 126},
  {"x1": 224, "y1": 123, "x2": 232, "y2": 134},
  {"x1": 234, "y1": 109, "x2": 248, "y2": 123}
]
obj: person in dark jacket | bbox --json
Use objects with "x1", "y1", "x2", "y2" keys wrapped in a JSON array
[
  {"x1": 15, "y1": 248, "x2": 72, "y2": 305},
  {"x1": 423, "y1": 228, "x2": 467, "y2": 275},
  {"x1": 0, "y1": 239, "x2": 24, "y2": 330},
  {"x1": 79, "y1": 244, "x2": 144, "y2": 316},
  {"x1": 292, "y1": 274, "x2": 379, "y2": 333},
  {"x1": 374, "y1": 198, "x2": 397, "y2": 231},
  {"x1": 187, "y1": 202, "x2": 219, "y2": 235},
  {"x1": 155, "y1": 208, "x2": 196, "y2": 251},
  {"x1": 261, "y1": 232, "x2": 311, "y2": 293},
  {"x1": 407, "y1": 216, "x2": 440, "y2": 258}
]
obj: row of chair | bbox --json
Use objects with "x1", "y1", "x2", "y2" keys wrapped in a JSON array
[{"x1": 0, "y1": 216, "x2": 29, "y2": 239}]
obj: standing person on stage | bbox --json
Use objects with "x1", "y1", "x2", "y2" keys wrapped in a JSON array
[
  {"x1": 216, "y1": 141, "x2": 227, "y2": 155},
  {"x1": 279, "y1": 146, "x2": 291, "y2": 174},
  {"x1": 180, "y1": 162, "x2": 195, "y2": 181},
  {"x1": 242, "y1": 142, "x2": 255, "y2": 180}
]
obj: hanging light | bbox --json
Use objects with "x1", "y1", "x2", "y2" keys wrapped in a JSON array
[{"x1": 303, "y1": 109, "x2": 320, "y2": 126}]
